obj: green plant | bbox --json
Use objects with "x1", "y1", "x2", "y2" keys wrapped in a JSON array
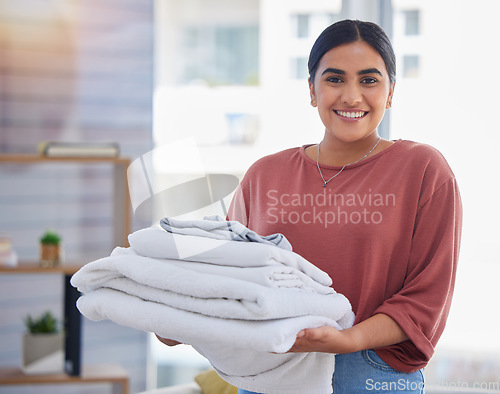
[
  {"x1": 24, "y1": 311, "x2": 60, "y2": 334},
  {"x1": 40, "y1": 231, "x2": 61, "y2": 245}
]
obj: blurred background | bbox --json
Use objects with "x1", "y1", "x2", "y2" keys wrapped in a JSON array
[{"x1": 1, "y1": 0, "x2": 499, "y2": 392}]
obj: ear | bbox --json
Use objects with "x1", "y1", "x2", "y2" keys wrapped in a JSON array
[
  {"x1": 386, "y1": 82, "x2": 395, "y2": 109},
  {"x1": 309, "y1": 77, "x2": 317, "y2": 107}
]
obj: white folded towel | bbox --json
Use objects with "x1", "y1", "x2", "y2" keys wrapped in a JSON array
[
  {"x1": 163, "y1": 259, "x2": 334, "y2": 295},
  {"x1": 77, "y1": 287, "x2": 339, "y2": 394},
  {"x1": 73, "y1": 222, "x2": 355, "y2": 394},
  {"x1": 113, "y1": 246, "x2": 334, "y2": 295},
  {"x1": 128, "y1": 226, "x2": 332, "y2": 287},
  {"x1": 71, "y1": 248, "x2": 353, "y2": 322}
]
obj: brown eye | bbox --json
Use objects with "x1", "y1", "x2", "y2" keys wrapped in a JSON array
[{"x1": 326, "y1": 76, "x2": 343, "y2": 83}]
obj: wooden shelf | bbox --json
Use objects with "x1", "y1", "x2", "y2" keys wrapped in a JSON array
[
  {"x1": 0, "y1": 262, "x2": 84, "y2": 275},
  {"x1": 0, "y1": 154, "x2": 130, "y2": 165},
  {"x1": 0, "y1": 364, "x2": 129, "y2": 394}
]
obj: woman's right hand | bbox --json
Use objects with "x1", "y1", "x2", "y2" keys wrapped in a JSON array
[{"x1": 155, "y1": 333, "x2": 181, "y2": 346}]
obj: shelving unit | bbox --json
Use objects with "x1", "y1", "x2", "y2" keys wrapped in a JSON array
[
  {"x1": 0, "y1": 364, "x2": 129, "y2": 394},
  {"x1": 0, "y1": 154, "x2": 131, "y2": 248},
  {"x1": 0, "y1": 266, "x2": 131, "y2": 392},
  {"x1": 0, "y1": 263, "x2": 86, "y2": 376},
  {"x1": 0, "y1": 154, "x2": 132, "y2": 386}
]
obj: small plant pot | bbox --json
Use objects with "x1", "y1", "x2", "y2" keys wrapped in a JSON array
[
  {"x1": 40, "y1": 243, "x2": 60, "y2": 267},
  {"x1": 22, "y1": 332, "x2": 64, "y2": 375}
]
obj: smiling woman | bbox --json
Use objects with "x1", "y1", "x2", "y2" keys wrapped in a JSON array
[
  {"x1": 223, "y1": 19, "x2": 462, "y2": 394},
  {"x1": 154, "y1": 18, "x2": 462, "y2": 394}
]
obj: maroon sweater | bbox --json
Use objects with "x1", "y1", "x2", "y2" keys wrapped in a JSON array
[{"x1": 227, "y1": 140, "x2": 462, "y2": 373}]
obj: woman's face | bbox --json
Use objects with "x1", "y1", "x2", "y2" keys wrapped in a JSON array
[{"x1": 309, "y1": 40, "x2": 395, "y2": 144}]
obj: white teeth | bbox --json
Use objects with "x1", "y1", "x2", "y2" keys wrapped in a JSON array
[{"x1": 336, "y1": 111, "x2": 366, "y2": 118}]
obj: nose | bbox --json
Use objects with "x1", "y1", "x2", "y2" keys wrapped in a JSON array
[{"x1": 341, "y1": 82, "x2": 362, "y2": 106}]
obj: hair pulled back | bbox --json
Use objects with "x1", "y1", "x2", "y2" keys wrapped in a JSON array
[{"x1": 308, "y1": 19, "x2": 396, "y2": 84}]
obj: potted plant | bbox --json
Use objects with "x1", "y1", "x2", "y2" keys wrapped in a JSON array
[
  {"x1": 39, "y1": 231, "x2": 61, "y2": 267},
  {"x1": 22, "y1": 311, "x2": 64, "y2": 375}
]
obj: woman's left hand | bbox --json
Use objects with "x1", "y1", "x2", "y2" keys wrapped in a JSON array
[
  {"x1": 287, "y1": 326, "x2": 357, "y2": 354},
  {"x1": 287, "y1": 314, "x2": 409, "y2": 355}
]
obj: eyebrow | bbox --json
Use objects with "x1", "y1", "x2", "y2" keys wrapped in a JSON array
[
  {"x1": 359, "y1": 68, "x2": 383, "y2": 76},
  {"x1": 322, "y1": 68, "x2": 345, "y2": 75},
  {"x1": 321, "y1": 67, "x2": 383, "y2": 76}
]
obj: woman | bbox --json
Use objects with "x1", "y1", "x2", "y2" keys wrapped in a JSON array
[
  {"x1": 158, "y1": 19, "x2": 462, "y2": 393},
  {"x1": 226, "y1": 19, "x2": 462, "y2": 393}
]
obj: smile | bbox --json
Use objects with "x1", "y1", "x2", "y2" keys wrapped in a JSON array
[{"x1": 335, "y1": 110, "x2": 368, "y2": 119}]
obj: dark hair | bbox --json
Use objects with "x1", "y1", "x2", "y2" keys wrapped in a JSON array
[{"x1": 308, "y1": 19, "x2": 396, "y2": 84}]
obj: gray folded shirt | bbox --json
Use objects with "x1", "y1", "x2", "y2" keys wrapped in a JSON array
[{"x1": 160, "y1": 214, "x2": 292, "y2": 251}]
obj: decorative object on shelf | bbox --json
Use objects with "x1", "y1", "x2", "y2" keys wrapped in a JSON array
[
  {"x1": 0, "y1": 232, "x2": 17, "y2": 267},
  {"x1": 22, "y1": 311, "x2": 64, "y2": 375},
  {"x1": 39, "y1": 231, "x2": 62, "y2": 268},
  {"x1": 38, "y1": 141, "x2": 120, "y2": 158}
]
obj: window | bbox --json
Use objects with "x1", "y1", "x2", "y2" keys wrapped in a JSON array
[
  {"x1": 292, "y1": 57, "x2": 309, "y2": 80},
  {"x1": 404, "y1": 10, "x2": 420, "y2": 35},
  {"x1": 403, "y1": 55, "x2": 420, "y2": 78},
  {"x1": 226, "y1": 113, "x2": 259, "y2": 144},
  {"x1": 294, "y1": 14, "x2": 310, "y2": 38},
  {"x1": 181, "y1": 25, "x2": 259, "y2": 86}
]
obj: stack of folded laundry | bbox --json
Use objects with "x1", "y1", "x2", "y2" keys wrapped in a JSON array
[{"x1": 71, "y1": 216, "x2": 354, "y2": 394}]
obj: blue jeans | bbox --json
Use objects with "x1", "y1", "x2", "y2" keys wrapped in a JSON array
[{"x1": 237, "y1": 350, "x2": 425, "y2": 393}]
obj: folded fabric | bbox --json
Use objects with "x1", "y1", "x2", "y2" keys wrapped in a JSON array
[
  {"x1": 163, "y1": 260, "x2": 334, "y2": 295},
  {"x1": 113, "y1": 246, "x2": 333, "y2": 295},
  {"x1": 128, "y1": 226, "x2": 332, "y2": 287},
  {"x1": 73, "y1": 220, "x2": 355, "y2": 394},
  {"x1": 160, "y1": 215, "x2": 292, "y2": 251},
  {"x1": 77, "y1": 288, "x2": 338, "y2": 394},
  {"x1": 70, "y1": 249, "x2": 353, "y2": 322}
]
